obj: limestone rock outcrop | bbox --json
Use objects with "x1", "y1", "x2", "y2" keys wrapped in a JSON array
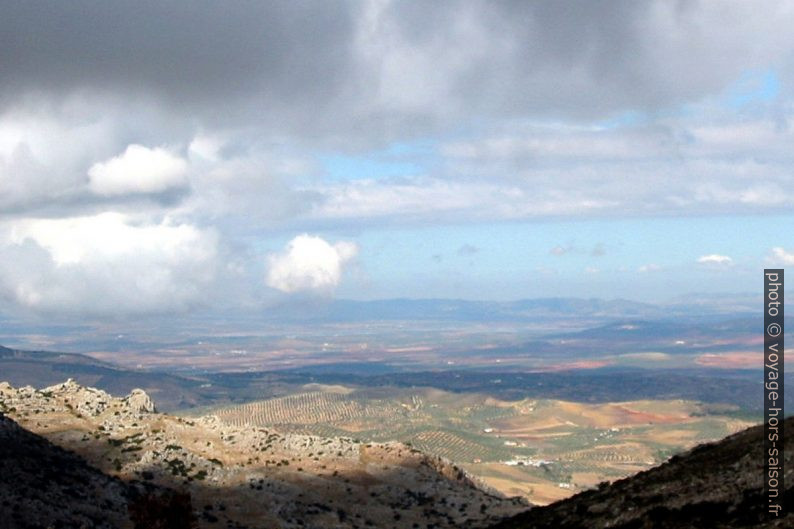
[
  {"x1": 0, "y1": 380, "x2": 527, "y2": 529},
  {"x1": 124, "y1": 388, "x2": 156, "y2": 414}
]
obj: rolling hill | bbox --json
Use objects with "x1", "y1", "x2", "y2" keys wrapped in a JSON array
[{"x1": 490, "y1": 416, "x2": 794, "y2": 528}]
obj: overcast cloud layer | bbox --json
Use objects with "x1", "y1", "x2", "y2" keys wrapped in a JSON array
[{"x1": 1, "y1": 0, "x2": 794, "y2": 316}]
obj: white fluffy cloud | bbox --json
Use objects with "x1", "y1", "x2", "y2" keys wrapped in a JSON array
[
  {"x1": 0, "y1": 212, "x2": 218, "y2": 314},
  {"x1": 266, "y1": 235, "x2": 358, "y2": 294},
  {"x1": 638, "y1": 264, "x2": 662, "y2": 273},
  {"x1": 697, "y1": 254, "x2": 733, "y2": 265},
  {"x1": 769, "y1": 247, "x2": 794, "y2": 265},
  {"x1": 88, "y1": 144, "x2": 188, "y2": 196}
]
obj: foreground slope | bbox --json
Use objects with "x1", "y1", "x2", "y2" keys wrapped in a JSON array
[
  {"x1": 0, "y1": 380, "x2": 526, "y2": 529},
  {"x1": 0, "y1": 412, "x2": 136, "y2": 529},
  {"x1": 2, "y1": 378, "x2": 789, "y2": 528},
  {"x1": 490, "y1": 416, "x2": 794, "y2": 529},
  {"x1": 0, "y1": 413, "x2": 195, "y2": 529}
]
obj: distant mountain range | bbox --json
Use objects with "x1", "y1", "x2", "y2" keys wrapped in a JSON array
[{"x1": 263, "y1": 295, "x2": 759, "y2": 323}]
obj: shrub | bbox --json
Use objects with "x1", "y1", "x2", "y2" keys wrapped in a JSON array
[{"x1": 128, "y1": 490, "x2": 197, "y2": 529}]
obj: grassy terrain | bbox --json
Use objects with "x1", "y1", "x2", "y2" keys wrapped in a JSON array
[{"x1": 209, "y1": 385, "x2": 755, "y2": 505}]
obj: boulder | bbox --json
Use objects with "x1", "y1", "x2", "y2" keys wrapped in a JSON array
[{"x1": 125, "y1": 389, "x2": 156, "y2": 414}]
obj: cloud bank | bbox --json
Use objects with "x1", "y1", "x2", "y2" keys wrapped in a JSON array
[
  {"x1": 0, "y1": 1, "x2": 792, "y2": 316},
  {"x1": 0, "y1": 213, "x2": 218, "y2": 315}
]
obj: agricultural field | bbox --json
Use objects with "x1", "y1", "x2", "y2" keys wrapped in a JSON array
[{"x1": 210, "y1": 385, "x2": 756, "y2": 505}]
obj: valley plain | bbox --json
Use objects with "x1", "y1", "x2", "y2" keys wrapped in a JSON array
[
  {"x1": 208, "y1": 385, "x2": 753, "y2": 505},
  {"x1": 0, "y1": 297, "x2": 784, "y2": 523}
]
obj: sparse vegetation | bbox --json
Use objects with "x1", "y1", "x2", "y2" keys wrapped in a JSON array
[{"x1": 212, "y1": 387, "x2": 755, "y2": 504}]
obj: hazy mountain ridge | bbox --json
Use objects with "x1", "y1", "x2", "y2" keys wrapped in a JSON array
[
  {"x1": 0, "y1": 343, "x2": 234, "y2": 411},
  {"x1": 262, "y1": 296, "x2": 758, "y2": 323},
  {"x1": 0, "y1": 344, "x2": 118, "y2": 366}
]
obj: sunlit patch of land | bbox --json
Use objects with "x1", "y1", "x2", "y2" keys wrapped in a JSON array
[
  {"x1": 695, "y1": 351, "x2": 761, "y2": 368},
  {"x1": 209, "y1": 385, "x2": 755, "y2": 506}
]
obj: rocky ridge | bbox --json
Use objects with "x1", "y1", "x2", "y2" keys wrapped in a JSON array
[{"x1": 0, "y1": 380, "x2": 527, "y2": 529}]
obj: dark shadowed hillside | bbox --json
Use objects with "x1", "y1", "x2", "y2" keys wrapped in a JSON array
[
  {"x1": 0, "y1": 413, "x2": 195, "y2": 529},
  {"x1": 490, "y1": 417, "x2": 794, "y2": 529}
]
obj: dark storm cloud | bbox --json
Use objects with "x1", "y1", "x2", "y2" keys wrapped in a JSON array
[
  {"x1": 2, "y1": 1, "x2": 787, "y2": 138},
  {"x1": 0, "y1": 1, "x2": 356, "y2": 126},
  {"x1": 381, "y1": 0, "x2": 653, "y2": 114}
]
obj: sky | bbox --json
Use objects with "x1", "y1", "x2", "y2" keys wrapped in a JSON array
[{"x1": 1, "y1": 0, "x2": 794, "y2": 320}]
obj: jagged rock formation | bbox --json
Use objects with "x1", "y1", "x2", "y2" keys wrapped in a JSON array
[
  {"x1": 0, "y1": 380, "x2": 527, "y2": 529},
  {"x1": 490, "y1": 416, "x2": 794, "y2": 529}
]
